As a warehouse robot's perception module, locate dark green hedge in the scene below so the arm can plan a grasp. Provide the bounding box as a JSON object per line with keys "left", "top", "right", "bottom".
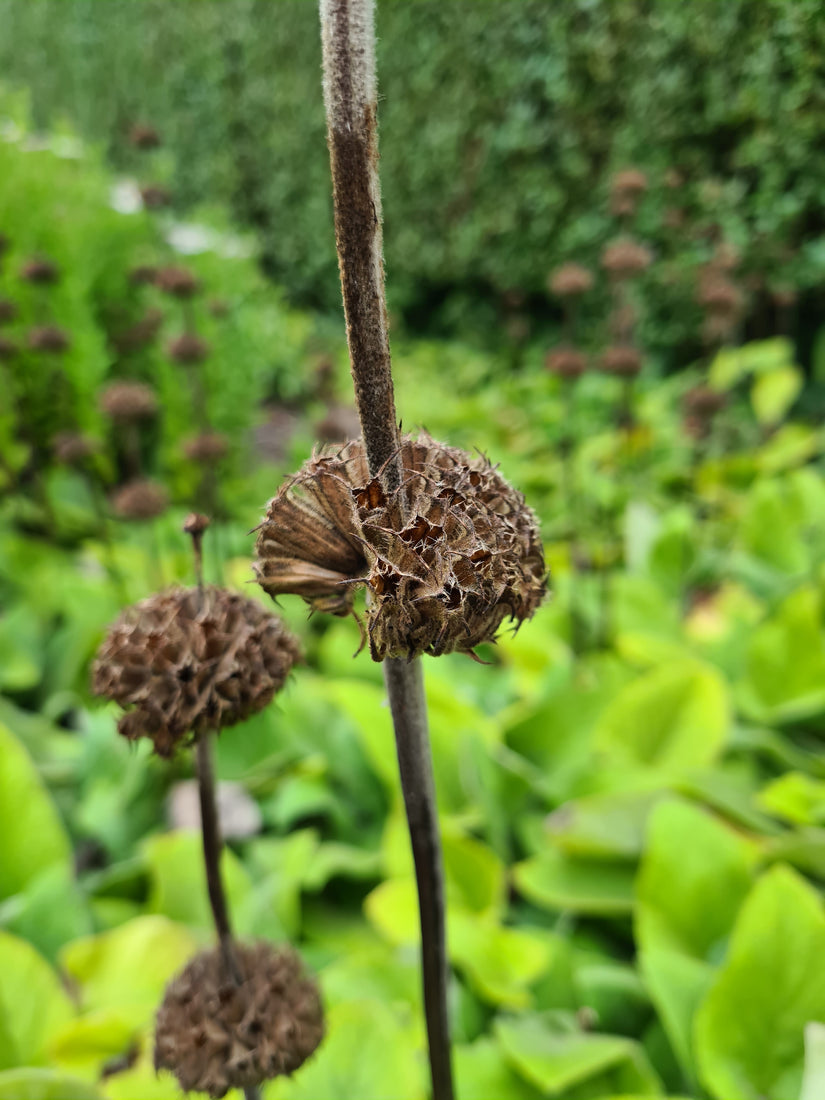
{"left": 2, "top": 0, "right": 825, "bottom": 351}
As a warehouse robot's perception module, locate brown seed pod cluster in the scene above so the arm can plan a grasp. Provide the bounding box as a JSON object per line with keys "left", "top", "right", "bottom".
{"left": 154, "top": 943, "right": 323, "bottom": 1099}
{"left": 100, "top": 381, "right": 158, "bottom": 422}
{"left": 255, "top": 434, "right": 547, "bottom": 661}
{"left": 155, "top": 265, "right": 200, "bottom": 299}
{"left": 599, "top": 345, "right": 643, "bottom": 378}
{"left": 601, "top": 238, "right": 653, "bottom": 279}
{"left": 548, "top": 263, "right": 594, "bottom": 299}
{"left": 184, "top": 431, "right": 230, "bottom": 464}
{"left": 168, "top": 333, "right": 211, "bottom": 364}
{"left": 27, "top": 325, "right": 70, "bottom": 353}
{"left": 20, "top": 257, "right": 60, "bottom": 285}
{"left": 545, "top": 346, "right": 587, "bottom": 380}
{"left": 52, "top": 432, "right": 97, "bottom": 466}
{"left": 130, "top": 123, "right": 161, "bottom": 150}
{"left": 92, "top": 585, "right": 301, "bottom": 757}
{"left": 112, "top": 479, "right": 169, "bottom": 521}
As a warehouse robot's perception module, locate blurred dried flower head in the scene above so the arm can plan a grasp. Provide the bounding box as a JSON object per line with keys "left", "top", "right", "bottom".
{"left": 112, "top": 479, "right": 169, "bottom": 521}
{"left": 111, "top": 308, "right": 165, "bottom": 354}
{"left": 548, "top": 263, "right": 594, "bottom": 299}
{"left": 100, "top": 381, "right": 158, "bottom": 422}
{"left": 599, "top": 344, "right": 643, "bottom": 378}
{"left": 255, "top": 433, "right": 547, "bottom": 661}
{"left": 601, "top": 238, "right": 652, "bottom": 279}
{"left": 20, "top": 257, "right": 60, "bottom": 285}
{"left": 183, "top": 431, "right": 230, "bottom": 464}
{"left": 27, "top": 325, "right": 70, "bottom": 354}
{"left": 0, "top": 299, "right": 17, "bottom": 325}
{"left": 52, "top": 431, "right": 97, "bottom": 466}
{"left": 130, "top": 123, "right": 161, "bottom": 150}
{"left": 168, "top": 332, "right": 211, "bottom": 364}
{"left": 129, "top": 264, "right": 159, "bottom": 286}
{"left": 770, "top": 285, "right": 797, "bottom": 308}
{"left": 208, "top": 297, "right": 229, "bottom": 318}
{"left": 545, "top": 346, "right": 587, "bottom": 380}
{"left": 0, "top": 335, "right": 18, "bottom": 361}
{"left": 696, "top": 276, "right": 743, "bottom": 319}
{"left": 608, "top": 304, "right": 637, "bottom": 341}
{"left": 314, "top": 405, "right": 361, "bottom": 445}
{"left": 92, "top": 586, "right": 300, "bottom": 756}
{"left": 663, "top": 207, "right": 686, "bottom": 231}
{"left": 683, "top": 385, "right": 726, "bottom": 420}
{"left": 611, "top": 168, "right": 649, "bottom": 199}
{"left": 140, "top": 184, "right": 172, "bottom": 210}
{"left": 155, "top": 942, "right": 323, "bottom": 1098}
{"left": 701, "top": 313, "right": 738, "bottom": 346}
{"left": 155, "top": 265, "right": 200, "bottom": 299}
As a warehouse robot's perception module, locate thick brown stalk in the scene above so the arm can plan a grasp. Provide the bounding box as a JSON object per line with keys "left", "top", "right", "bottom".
{"left": 319, "top": 3, "right": 454, "bottom": 1098}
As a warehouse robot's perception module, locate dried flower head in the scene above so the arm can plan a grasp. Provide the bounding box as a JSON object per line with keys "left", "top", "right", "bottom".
{"left": 0, "top": 335, "right": 18, "bottom": 361}
{"left": 154, "top": 943, "right": 323, "bottom": 1098}
{"left": 314, "top": 405, "right": 361, "bottom": 444}
{"left": 0, "top": 299, "right": 18, "bottom": 325}
{"left": 168, "top": 333, "right": 211, "bottom": 364}
{"left": 548, "top": 263, "right": 594, "bottom": 299}
{"left": 100, "top": 381, "right": 158, "bottom": 422}
{"left": 28, "top": 325, "right": 70, "bottom": 353}
{"left": 140, "top": 184, "right": 172, "bottom": 210}
{"left": 184, "top": 431, "right": 230, "bottom": 464}
{"left": 53, "top": 432, "right": 97, "bottom": 466}
{"left": 111, "top": 308, "right": 165, "bottom": 354}
{"left": 155, "top": 265, "right": 200, "bottom": 299}
{"left": 599, "top": 345, "right": 643, "bottom": 378}
{"left": 129, "top": 264, "right": 159, "bottom": 286}
{"left": 255, "top": 434, "right": 546, "bottom": 661}
{"left": 683, "top": 385, "right": 726, "bottom": 419}
{"left": 92, "top": 586, "right": 300, "bottom": 756}
{"left": 696, "top": 277, "right": 743, "bottom": 318}
{"left": 208, "top": 297, "right": 230, "bottom": 318}
{"left": 130, "top": 123, "right": 161, "bottom": 150}
{"left": 545, "top": 346, "right": 587, "bottom": 380}
{"left": 701, "top": 313, "right": 738, "bottom": 346}
{"left": 611, "top": 168, "right": 649, "bottom": 199}
{"left": 20, "top": 257, "right": 60, "bottom": 285}
{"left": 663, "top": 207, "right": 686, "bottom": 231}
{"left": 601, "top": 238, "right": 652, "bottom": 279}
{"left": 608, "top": 304, "right": 637, "bottom": 341}
{"left": 112, "top": 479, "right": 169, "bottom": 521}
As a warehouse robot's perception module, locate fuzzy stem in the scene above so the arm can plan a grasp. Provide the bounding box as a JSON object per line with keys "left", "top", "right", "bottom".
{"left": 320, "top": 3, "right": 454, "bottom": 1097}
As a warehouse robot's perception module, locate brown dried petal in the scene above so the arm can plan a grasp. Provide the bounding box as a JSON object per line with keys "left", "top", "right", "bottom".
{"left": 92, "top": 586, "right": 301, "bottom": 756}
{"left": 155, "top": 943, "right": 323, "bottom": 1098}
{"left": 255, "top": 434, "right": 547, "bottom": 660}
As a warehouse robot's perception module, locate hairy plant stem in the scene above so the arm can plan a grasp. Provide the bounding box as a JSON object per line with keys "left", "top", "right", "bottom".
{"left": 320, "top": 2, "right": 454, "bottom": 1097}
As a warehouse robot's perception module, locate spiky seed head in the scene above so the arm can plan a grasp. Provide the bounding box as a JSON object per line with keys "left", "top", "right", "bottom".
{"left": 208, "top": 298, "right": 229, "bottom": 318}
{"left": 100, "top": 381, "right": 158, "bottom": 422}
{"left": 92, "top": 586, "right": 300, "bottom": 756}
{"left": 545, "top": 347, "right": 587, "bottom": 380}
{"left": 696, "top": 277, "right": 743, "bottom": 318}
{"left": 683, "top": 385, "right": 726, "bottom": 419}
{"left": 168, "top": 333, "right": 210, "bottom": 364}
{"left": 601, "top": 238, "right": 653, "bottom": 279}
{"left": 254, "top": 433, "right": 547, "bottom": 661}
{"left": 27, "top": 325, "right": 70, "bottom": 354}
{"left": 611, "top": 168, "right": 648, "bottom": 199}
{"left": 112, "top": 479, "right": 169, "bottom": 521}
{"left": 548, "top": 263, "right": 593, "bottom": 299}
{"left": 154, "top": 943, "right": 323, "bottom": 1099}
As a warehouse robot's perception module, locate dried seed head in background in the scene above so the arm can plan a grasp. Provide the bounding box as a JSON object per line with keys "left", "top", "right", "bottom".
{"left": 92, "top": 585, "right": 300, "bottom": 757}
{"left": 140, "top": 184, "right": 172, "bottom": 209}
{"left": 53, "top": 431, "right": 97, "bottom": 466}
{"left": 112, "top": 479, "right": 169, "bottom": 521}
{"left": 111, "top": 308, "right": 165, "bottom": 355}
{"left": 20, "top": 257, "right": 60, "bottom": 285}
{"left": 155, "top": 265, "right": 200, "bottom": 299}
{"left": 696, "top": 276, "right": 743, "bottom": 319}
{"left": 130, "top": 123, "right": 161, "bottom": 150}
{"left": 599, "top": 345, "right": 643, "bottom": 378}
{"left": 129, "top": 264, "right": 159, "bottom": 286}
{"left": 601, "top": 238, "right": 653, "bottom": 279}
{"left": 0, "top": 299, "right": 17, "bottom": 324}
{"left": 548, "top": 263, "right": 593, "bottom": 299}
{"left": 683, "top": 385, "right": 726, "bottom": 419}
{"left": 611, "top": 168, "right": 649, "bottom": 200}
{"left": 0, "top": 335, "right": 18, "bottom": 361}
{"left": 154, "top": 942, "right": 323, "bottom": 1099}
{"left": 168, "top": 332, "right": 211, "bottom": 364}
{"left": 184, "top": 431, "right": 230, "bottom": 464}
{"left": 255, "top": 433, "right": 547, "bottom": 661}
{"left": 545, "top": 346, "right": 587, "bottom": 380}
{"left": 27, "top": 325, "right": 70, "bottom": 354}
{"left": 100, "top": 381, "right": 159, "bottom": 422}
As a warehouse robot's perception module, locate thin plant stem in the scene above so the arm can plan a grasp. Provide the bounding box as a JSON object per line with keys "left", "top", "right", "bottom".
{"left": 319, "top": 3, "right": 454, "bottom": 1096}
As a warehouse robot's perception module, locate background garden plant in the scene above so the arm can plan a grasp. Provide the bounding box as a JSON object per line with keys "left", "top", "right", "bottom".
{"left": 1, "top": 4, "right": 825, "bottom": 1099}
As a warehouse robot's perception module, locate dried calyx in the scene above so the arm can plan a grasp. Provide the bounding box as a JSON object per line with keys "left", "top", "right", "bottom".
{"left": 255, "top": 433, "right": 546, "bottom": 660}
{"left": 92, "top": 585, "right": 300, "bottom": 757}
{"left": 155, "top": 942, "right": 323, "bottom": 1099}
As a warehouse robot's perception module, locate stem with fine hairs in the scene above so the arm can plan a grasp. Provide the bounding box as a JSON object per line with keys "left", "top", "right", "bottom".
{"left": 319, "top": 2, "right": 454, "bottom": 1097}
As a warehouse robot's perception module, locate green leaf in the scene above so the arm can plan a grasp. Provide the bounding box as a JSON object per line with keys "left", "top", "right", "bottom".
{"left": 596, "top": 661, "right": 729, "bottom": 773}
{"left": 639, "top": 949, "right": 713, "bottom": 1086}
{"left": 0, "top": 722, "right": 70, "bottom": 899}
{"left": 695, "top": 866, "right": 825, "bottom": 1100}
{"left": 801, "top": 1023, "right": 825, "bottom": 1100}
{"left": 0, "top": 930, "right": 74, "bottom": 1070}
{"left": 547, "top": 790, "right": 665, "bottom": 860}
{"left": 449, "top": 913, "right": 552, "bottom": 1008}
{"left": 0, "top": 607, "right": 44, "bottom": 692}
{"left": 636, "top": 799, "right": 759, "bottom": 962}
{"left": 455, "top": 1038, "right": 545, "bottom": 1100}
{"left": 60, "top": 915, "right": 197, "bottom": 1029}
{"left": 751, "top": 365, "right": 803, "bottom": 426}
{"left": 48, "top": 1009, "right": 137, "bottom": 1081}
{"left": 514, "top": 849, "right": 636, "bottom": 916}
{"left": 267, "top": 1000, "right": 426, "bottom": 1099}
{"left": 758, "top": 772, "right": 825, "bottom": 826}
{"left": 0, "top": 1069, "right": 102, "bottom": 1100}
{"left": 0, "top": 864, "right": 92, "bottom": 963}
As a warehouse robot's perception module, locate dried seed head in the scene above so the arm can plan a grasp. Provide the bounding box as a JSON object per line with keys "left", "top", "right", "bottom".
{"left": 683, "top": 385, "right": 726, "bottom": 419}
{"left": 129, "top": 264, "right": 159, "bottom": 286}
{"left": 696, "top": 277, "right": 743, "bottom": 318}
{"left": 771, "top": 285, "right": 797, "bottom": 308}
{"left": 701, "top": 313, "right": 738, "bottom": 346}
{"left": 545, "top": 346, "right": 587, "bottom": 380}
{"left": 155, "top": 265, "right": 200, "bottom": 299}
{"left": 663, "top": 206, "right": 686, "bottom": 231}
{"left": 168, "top": 332, "right": 211, "bottom": 364}
{"left": 0, "top": 335, "right": 18, "bottom": 361}
{"left": 21, "top": 257, "right": 60, "bottom": 285}
{"left": 608, "top": 304, "right": 637, "bottom": 341}
{"left": 92, "top": 586, "right": 301, "bottom": 756}
{"left": 112, "top": 479, "right": 169, "bottom": 521}
{"left": 184, "top": 431, "right": 230, "bottom": 464}
{"left": 0, "top": 299, "right": 17, "bottom": 325}
{"left": 255, "top": 434, "right": 547, "bottom": 660}
{"left": 53, "top": 431, "right": 97, "bottom": 466}
{"left": 130, "top": 123, "right": 161, "bottom": 150}
{"left": 111, "top": 308, "right": 164, "bottom": 354}
{"left": 208, "top": 297, "right": 229, "bottom": 318}
{"left": 599, "top": 345, "right": 643, "bottom": 378}
{"left": 154, "top": 943, "right": 323, "bottom": 1098}
{"left": 28, "top": 325, "right": 70, "bottom": 354}
{"left": 314, "top": 405, "right": 361, "bottom": 444}
{"left": 601, "top": 238, "right": 653, "bottom": 279}
{"left": 140, "top": 184, "right": 172, "bottom": 210}
{"left": 100, "top": 381, "right": 158, "bottom": 422}
{"left": 548, "top": 263, "right": 593, "bottom": 299}
{"left": 611, "top": 168, "right": 648, "bottom": 199}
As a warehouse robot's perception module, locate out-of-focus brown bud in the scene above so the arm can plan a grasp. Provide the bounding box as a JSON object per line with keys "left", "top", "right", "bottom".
{"left": 208, "top": 298, "right": 229, "bottom": 318}
{"left": 0, "top": 334, "right": 19, "bottom": 360}
{"left": 0, "top": 299, "right": 18, "bottom": 324}
{"left": 683, "top": 385, "right": 726, "bottom": 419}
{"left": 601, "top": 238, "right": 653, "bottom": 279}
{"left": 28, "top": 325, "right": 70, "bottom": 353}
{"left": 611, "top": 168, "right": 648, "bottom": 199}
{"left": 129, "top": 264, "right": 159, "bottom": 287}
{"left": 314, "top": 405, "right": 361, "bottom": 444}
{"left": 545, "top": 346, "right": 588, "bottom": 380}
{"left": 100, "top": 381, "right": 158, "bottom": 422}
{"left": 111, "top": 479, "right": 169, "bottom": 522}
{"left": 599, "top": 344, "right": 643, "bottom": 378}
{"left": 548, "top": 263, "right": 594, "bottom": 299}
{"left": 168, "top": 333, "right": 210, "bottom": 364}
{"left": 140, "top": 184, "right": 172, "bottom": 210}
{"left": 155, "top": 266, "right": 200, "bottom": 299}
{"left": 183, "top": 432, "right": 229, "bottom": 464}
{"left": 129, "top": 123, "right": 161, "bottom": 151}
{"left": 20, "top": 257, "right": 60, "bottom": 285}
{"left": 52, "top": 432, "right": 98, "bottom": 466}
{"left": 696, "top": 277, "right": 743, "bottom": 318}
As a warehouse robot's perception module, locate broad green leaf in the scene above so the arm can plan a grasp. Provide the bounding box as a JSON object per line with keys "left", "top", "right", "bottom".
{"left": 0, "top": 1069, "right": 102, "bottom": 1100}
{"left": 320, "top": 946, "right": 420, "bottom": 1013}
{"left": 48, "top": 1010, "right": 137, "bottom": 1080}
{"left": 639, "top": 949, "right": 713, "bottom": 1085}
{"left": 0, "top": 607, "right": 44, "bottom": 692}
{"left": 750, "top": 365, "right": 802, "bottom": 426}
{"left": 710, "top": 338, "right": 793, "bottom": 389}
{"left": 695, "top": 866, "right": 825, "bottom": 1100}
{"left": 576, "top": 961, "right": 651, "bottom": 1038}
{"left": 104, "top": 1047, "right": 185, "bottom": 1099}
{"left": 244, "top": 830, "right": 320, "bottom": 938}
{"left": 757, "top": 772, "right": 825, "bottom": 826}
{"left": 449, "top": 913, "right": 552, "bottom": 1008}
{"left": 0, "top": 864, "right": 92, "bottom": 963}
{"left": 595, "top": 661, "right": 728, "bottom": 773}
{"left": 60, "top": 915, "right": 197, "bottom": 1028}
{"left": 758, "top": 423, "right": 822, "bottom": 474}
{"left": 266, "top": 1000, "right": 426, "bottom": 1099}
{"left": 0, "top": 722, "right": 70, "bottom": 899}
{"left": 801, "top": 1023, "right": 825, "bottom": 1100}
{"left": 514, "top": 849, "right": 636, "bottom": 916}
{"left": 547, "top": 789, "right": 665, "bottom": 860}
{"left": 455, "top": 1038, "right": 545, "bottom": 1100}
{"left": 636, "top": 799, "right": 759, "bottom": 962}
{"left": 0, "top": 931, "right": 74, "bottom": 1070}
